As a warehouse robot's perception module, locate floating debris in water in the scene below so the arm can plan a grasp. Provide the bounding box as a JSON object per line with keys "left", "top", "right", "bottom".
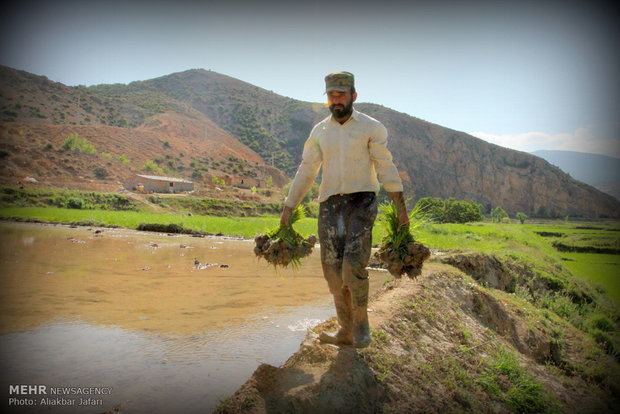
{"left": 194, "top": 258, "right": 224, "bottom": 270}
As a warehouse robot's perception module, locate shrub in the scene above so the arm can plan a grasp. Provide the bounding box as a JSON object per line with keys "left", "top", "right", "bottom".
{"left": 258, "top": 188, "right": 273, "bottom": 197}
{"left": 415, "top": 197, "right": 483, "bottom": 223}
{"left": 61, "top": 133, "right": 96, "bottom": 154}
{"left": 144, "top": 161, "right": 161, "bottom": 174}
{"left": 587, "top": 313, "right": 615, "bottom": 332}
{"left": 67, "top": 197, "right": 84, "bottom": 209}
{"left": 212, "top": 176, "right": 226, "bottom": 187}
{"left": 93, "top": 167, "right": 108, "bottom": 179}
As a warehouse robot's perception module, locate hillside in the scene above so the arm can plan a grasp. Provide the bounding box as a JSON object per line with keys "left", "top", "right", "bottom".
{"left": 532, "top": 150, "right": 620, "bottom": 201}
{"left": 0, "top": 66, "right": 287, "bottom": 193}
{"left": 352, "top": 104, "right": 619, "bottom": 218}
{"left": 1, "top": 65, "right": 619, "bottom": 218}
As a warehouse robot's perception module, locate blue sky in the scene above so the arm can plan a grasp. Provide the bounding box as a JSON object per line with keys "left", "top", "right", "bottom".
{"left": 2, "top": 0, "right": 618, "bottom": 157}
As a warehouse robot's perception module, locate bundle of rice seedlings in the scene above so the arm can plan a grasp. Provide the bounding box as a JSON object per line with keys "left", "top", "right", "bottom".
{"left": 377, "top": 201, "right": 430, "bottom": 278}
{"left": 254, "top": 205, "right": 317, "bottom": 269}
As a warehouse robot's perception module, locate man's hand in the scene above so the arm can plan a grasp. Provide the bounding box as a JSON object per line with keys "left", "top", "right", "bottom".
{"left": 280, "top": 205, "right": 293, "bottom": 227}
{"left": 388, "top": 191, "right": 410, "bottom": 229}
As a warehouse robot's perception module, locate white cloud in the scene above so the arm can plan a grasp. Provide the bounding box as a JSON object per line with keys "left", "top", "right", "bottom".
{"left": 469, "top": 124, "right": 620, "bottom": 158}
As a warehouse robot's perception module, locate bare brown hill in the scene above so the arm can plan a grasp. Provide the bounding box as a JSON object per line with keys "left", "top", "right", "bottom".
{"left": 0, "top": 112, "right": 286, "bottom": 190}
{"left": 0, "top": 65, "right": 287, "bottom": 190}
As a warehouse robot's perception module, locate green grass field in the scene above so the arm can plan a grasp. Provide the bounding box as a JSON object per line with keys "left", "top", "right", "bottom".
{"left": 0, "top": 206, "right": 315, "bottom": 238}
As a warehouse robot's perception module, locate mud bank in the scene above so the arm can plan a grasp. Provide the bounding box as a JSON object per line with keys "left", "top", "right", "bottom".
{"left": 214, "top": 257, "right": 619, "bottom": 414}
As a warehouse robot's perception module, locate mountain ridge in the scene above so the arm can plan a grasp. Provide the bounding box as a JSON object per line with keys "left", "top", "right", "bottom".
{"left": 1, "top": 65, "right": 618, "bottom": 218}
{"left": 532, "top": 150, "right": 619, "bottom": 201}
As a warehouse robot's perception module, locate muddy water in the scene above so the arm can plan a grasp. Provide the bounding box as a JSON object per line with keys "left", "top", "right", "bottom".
{"left": 0, "top": 222, "right": 388, "bottom": 413}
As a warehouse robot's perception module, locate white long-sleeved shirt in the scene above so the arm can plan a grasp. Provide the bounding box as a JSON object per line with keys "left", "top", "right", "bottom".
{"left": 284, "top": 108, "right": 403, "bottom": 208}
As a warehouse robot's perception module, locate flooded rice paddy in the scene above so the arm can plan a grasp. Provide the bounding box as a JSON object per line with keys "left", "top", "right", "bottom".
{"left": 0, "top": 222, "right": 388, "bottom": 413}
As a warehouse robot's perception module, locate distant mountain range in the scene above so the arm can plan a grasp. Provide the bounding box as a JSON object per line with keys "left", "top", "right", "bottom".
{"left": 532, "top": 150, "right": 619, "bottom": 201}
{"left": 1, "top": 65, "right": 618, "bottom": 218}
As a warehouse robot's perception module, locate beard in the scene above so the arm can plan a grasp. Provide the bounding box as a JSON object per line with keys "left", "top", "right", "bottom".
{"left": 329, "top": 98, "right": 354, "bottom": 119}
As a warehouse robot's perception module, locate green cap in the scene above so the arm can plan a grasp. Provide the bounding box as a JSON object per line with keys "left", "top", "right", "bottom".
{"left": 325, "top": 71, "right": 354, "bottom": 93}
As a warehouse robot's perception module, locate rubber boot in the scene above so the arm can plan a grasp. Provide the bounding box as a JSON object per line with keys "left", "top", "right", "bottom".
{"left": 319, "top": 286, "right": 353, "bottom": 345}
{"left": 352, "top": 303, "right": 371, "bottom": 348}
{"left": 350, "top": 277, "right": 371, "bottom": 348}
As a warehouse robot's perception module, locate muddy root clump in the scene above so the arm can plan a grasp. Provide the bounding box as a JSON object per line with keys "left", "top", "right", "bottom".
{"left": 254, "top": 232, "right": 317, "bottom": 268}
{"left": 378, "top": 241, "right": 430, "bottom": 278}
{"left": 377, "top": 201, "right": 431, "bottom": 279}
{"left": 253, "top": 205, "right": 317, "bottom": 269}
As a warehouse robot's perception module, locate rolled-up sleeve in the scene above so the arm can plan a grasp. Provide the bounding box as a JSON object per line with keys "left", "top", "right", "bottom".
{"left": 284, "top": 133, "right": 322, "bottom": 209}
{"left": 369, "top": 124, "right": 403, "bottom": 192}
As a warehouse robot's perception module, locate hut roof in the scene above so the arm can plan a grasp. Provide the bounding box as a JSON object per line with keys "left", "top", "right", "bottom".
{"left": 136, "top": 174, "right": 193, "bottom": 184}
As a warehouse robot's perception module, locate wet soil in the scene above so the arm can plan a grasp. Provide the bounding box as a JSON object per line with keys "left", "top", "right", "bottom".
{"left": 215, "top": 259, "right": 619, "bottom": 414}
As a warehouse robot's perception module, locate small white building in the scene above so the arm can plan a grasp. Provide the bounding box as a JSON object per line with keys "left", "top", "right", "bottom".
{"left": 125, "top": 174, "right": 194, "bottom": 194}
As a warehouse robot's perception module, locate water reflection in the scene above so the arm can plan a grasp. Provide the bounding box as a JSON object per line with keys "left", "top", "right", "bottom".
{"left": 0, "top": 309, "right": 333, "bottom": 413}
{"left": 0, "top": 222, "right": 387, "bottom": 413}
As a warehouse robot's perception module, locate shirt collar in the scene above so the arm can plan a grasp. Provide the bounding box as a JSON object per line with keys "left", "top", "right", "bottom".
{"left": 350, "top": 108, "right": 360, "bottom": 121}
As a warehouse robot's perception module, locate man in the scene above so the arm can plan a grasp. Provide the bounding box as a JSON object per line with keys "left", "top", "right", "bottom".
{"left": 281, "top": 71, "right": 409, "bottom": 348}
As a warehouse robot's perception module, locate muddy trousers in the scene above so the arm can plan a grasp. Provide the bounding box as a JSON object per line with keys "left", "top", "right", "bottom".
{"left": 318, "top": 192, "right": 378, "bottom": 346}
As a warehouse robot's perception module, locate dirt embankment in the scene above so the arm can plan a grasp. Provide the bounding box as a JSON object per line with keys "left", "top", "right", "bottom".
{"left": 214, "top": 255, "right": 619, "bottom": 414}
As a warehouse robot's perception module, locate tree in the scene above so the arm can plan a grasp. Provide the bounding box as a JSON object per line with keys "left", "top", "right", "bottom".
{"left": 491, "top": 206, "right": 509, "bottom": 223}
{"left": 537, "top": 206, "right": 548, "bottom": 218}
{"left": 516, "top": 212, "right": 527, "bottom": 224}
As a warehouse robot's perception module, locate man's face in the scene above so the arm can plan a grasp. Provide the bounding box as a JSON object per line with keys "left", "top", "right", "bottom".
{"left": 327, "top": 90, "right": 356, "bottom": 119}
